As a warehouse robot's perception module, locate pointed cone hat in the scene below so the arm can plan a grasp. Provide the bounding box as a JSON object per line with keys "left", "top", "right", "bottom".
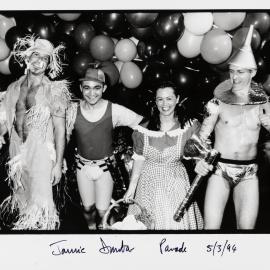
{"left": 229, "top": 25, "right": 257, "bottom": 69}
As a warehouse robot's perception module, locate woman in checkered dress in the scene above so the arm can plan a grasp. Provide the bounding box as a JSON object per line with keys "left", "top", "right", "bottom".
{"left": 124, "top": 82, "right": 204, "bottom": 230}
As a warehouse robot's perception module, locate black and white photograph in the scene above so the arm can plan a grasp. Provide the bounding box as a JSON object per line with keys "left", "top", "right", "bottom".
{"left": 0, "top": 1, "right": 270, "bottom": 269}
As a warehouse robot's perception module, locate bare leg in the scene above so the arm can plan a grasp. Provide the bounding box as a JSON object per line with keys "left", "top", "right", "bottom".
{"left": 204, "top": 174, "right": 231, "bottom": 229}
{"left": 233, "top": 176, "right": 259, "bottom": 230}
{"left": 95, "top": 171, "right": 114, "bottom": 229}
{"left": 76, "top": 168, "right": 96, "bottom": 229}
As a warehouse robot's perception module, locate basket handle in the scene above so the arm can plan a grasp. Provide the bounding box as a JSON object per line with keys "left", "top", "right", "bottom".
{"left": 102, "top": 198, "right": 144, "bottom": 229}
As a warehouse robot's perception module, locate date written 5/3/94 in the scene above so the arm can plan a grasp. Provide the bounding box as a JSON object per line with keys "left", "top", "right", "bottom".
{"left": 206, "top": 240, "right": 237, "bottom": 256}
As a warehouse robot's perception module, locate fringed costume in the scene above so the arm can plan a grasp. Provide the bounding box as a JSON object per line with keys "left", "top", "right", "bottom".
{"left": 0, "top": 76, "right": 70, "bottom": 230}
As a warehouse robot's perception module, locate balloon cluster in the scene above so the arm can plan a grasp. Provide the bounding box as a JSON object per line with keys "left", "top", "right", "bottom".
{"left": 0, "top": 11, "right": 270, "bottom": 116}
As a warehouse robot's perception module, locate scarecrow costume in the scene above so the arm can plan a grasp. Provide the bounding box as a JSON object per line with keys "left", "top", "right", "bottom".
{"left": 0, "top": 36, "right": 71, "bottom": 230}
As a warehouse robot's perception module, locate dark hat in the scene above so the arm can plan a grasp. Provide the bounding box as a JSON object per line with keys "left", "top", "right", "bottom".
{"left": 79, "top": 68, "right": 106, "bottom": 83}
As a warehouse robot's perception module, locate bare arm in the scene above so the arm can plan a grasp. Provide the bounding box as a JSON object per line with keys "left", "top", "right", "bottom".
{"left": 259, "top": 102, "right": 270, "bottom": 132}
{"left": 124, "top": 158, "right": 145, "bottom": 202}
{"left": 51, "top": 109, "right": 66, "bottom": 185}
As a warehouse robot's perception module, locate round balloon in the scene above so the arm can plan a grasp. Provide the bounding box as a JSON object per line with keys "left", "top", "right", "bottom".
{"left": 89, "top": 35, "right": 115, "bottom": 61}
{"left": 98, "top": 13, "right": 127, "bottom": 37}
{"left": 114, "top": 60, "right": 124, "bottom": 73}
{"left": 125, "top": 13, "right": 158, "bottom": 28}
{"left": 115, "top": 39, "right": 137, "bottom": 62}
{"left": 213, "top": 12, "right": 246, "bottom": 31}
{"left": 57, "top": 13, "right": 81, "bottom": 21}
{"left": 171, "top": 67, "right": 199, "bottom": 92}
{"left": 177, "top": 29, "right": 204, "bottom": 58}
{"left": 243, "top": 13, "right": 270, "bottom": 35}
{"left": 120, "top": 62, "right": 143, "bottom": 88}
{"left": 137, "top": 39, "right": 162, "bottom": 60}
{"left": 143, "top": 62, "right": 170, "bottom": 86}
{"left": 232, "top": 27, "right": 261, "bottom": 51}
{"left": 129, "top": 25, "right": 154, "bottom": 41}
{"left": 74, "top": 22, "right": 96, "bottom": 50}
{"left": 0, "top": 14, "right": 16, "bottom": 39}
{"left": 0, "top": 38, "right": 10, "bottom": 61}
{"left": 200, "top": 29, "right": 232, "bottom": 64}
{"left": 5, "top": 26, "right": 30, "bottom": 50}
{"left": 160, "top": 44, "right": 185, "bottom": 68}
{"left": 32, "top": 19, "right": 55, "bottom": 40}
{"left": 55, "top": 21, "right": 77, "bottom": 36}
{"left": 0, "top": 54, "right": 11, "bottom": 75}
{"left": 154, "top": 13, "right": 184, "bottom": 42}
{"left": 184, "top": 12, "right": 213, "bottom": 35}
{"left": 99, "top": 61, "right": 120, "bottom": 86}
{"left": 72, "top": 51, "right": 93, "bottom": 77}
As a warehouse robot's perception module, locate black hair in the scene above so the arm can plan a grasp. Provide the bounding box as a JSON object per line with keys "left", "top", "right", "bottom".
{"left": 146, "top": 81, "right": 188, "bottom": 131}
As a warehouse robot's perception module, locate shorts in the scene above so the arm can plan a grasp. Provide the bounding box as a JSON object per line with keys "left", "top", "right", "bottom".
{"left": 75, "top": 154, "right": 115, "bottom": 181}
{"left": 214, "top": 158, "right": 258, "bottom": 186}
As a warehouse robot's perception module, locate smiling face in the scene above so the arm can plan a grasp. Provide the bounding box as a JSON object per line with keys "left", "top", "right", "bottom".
{"left": 155, "top": 87, "right": 179, "bottom": 117}
{"left": 229, "top": 65, "right": 256, "bottom": 92}
{"left": 80, "top": 80, "right": 107, "bottom": 106}
{"left": 27, "top": 51, "right": 50, "bottom": 75}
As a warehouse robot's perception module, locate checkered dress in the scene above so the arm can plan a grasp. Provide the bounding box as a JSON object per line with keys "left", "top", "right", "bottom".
{"left": 128, "top": 126, "right": 204, "bottom": 230}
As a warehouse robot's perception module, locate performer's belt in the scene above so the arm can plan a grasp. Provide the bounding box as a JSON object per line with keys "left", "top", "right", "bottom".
{"left": 75, "top": 154, "right": 115, "bottom": 172}
{"left": 218, "top": 157, "right": 257, "bottom": 165}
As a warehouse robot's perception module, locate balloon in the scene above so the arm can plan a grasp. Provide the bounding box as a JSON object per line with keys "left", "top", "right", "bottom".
{"left": 71, "top": 51, "right": 94, "bottom": 77}
{"left": 89, "top": 35, "right": 115, "bottom": 61}
{"left": 0, "top": 54, "right": 11, "bottom": 75}
{"left": 32, "top": 19, "right": 55, "bottom": 40}
{"left": 99, "top": 61, "right": 120, "bottom": 86}
{"left": 129, "top": 25, "right": 154, "bottom": 41}
{"left": 57, "top": 13, "right": 81, "bottom": 21}
{"left": 98, "top": 13, "right": 127, "bottom": 37}
{"left": 137, "top": 39, "right": 162, "bottom": 60}
{"left": 114, "top": 39, "right": 137, "bottom": 62}
{"left": 114, "top": 60, "right": 124, "bottom": 73}
{"left": 143, "top": 62, "right": 170, "bottom": 87}
{"left": 154, "top": 13, "right": 184, "bottom": 42}
{"left": 243, "top": 13, "right": 270, "bottom": 35}
{"left": 213, "top": 12, "right": 246, "bottom": 31}
{"left": 200, "top": 29, "right": 232, "bottom": 64}
{"left": 171, "top": 67, "right": 199, "bottom": 92}
{"left": 125, "top": 13, "right": 158, "bottom": 28}
{"left": 0, "top": 38, "right": 10, "bottom": 61}
{"left": 0, "top": 14, "right": 16, "bottom": 39}
{"left": 160, "top": 44, "right": 185, "bottom": 68}
{"left": 74, "top": 22, "right": 95, "bottom": 50}
{"left": 184, "top": 12, "right": 213, "bottom": 35}
{"left": 120, "top": 62, "right": 143, "bottom": 89}
{"left": 177, "top": 29, "right": 204, "bottom": 58}
{"left": 5, "top": 26, "right": 30, "bottom": 50}
{"left": 55, "top": 21, "right": 77, "bottom": 36}
{"left": 232, "top": 27, "right": 261, "bottom": 51}
{"left": 42, "top": 13, "right": 55, "bottom": 16}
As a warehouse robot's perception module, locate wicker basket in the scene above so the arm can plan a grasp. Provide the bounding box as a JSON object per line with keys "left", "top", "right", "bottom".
{"left": 102, "top": 198, "right": 155, "bottom": 230}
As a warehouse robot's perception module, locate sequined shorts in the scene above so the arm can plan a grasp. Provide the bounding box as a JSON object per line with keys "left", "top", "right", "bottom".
{"left": 214, "top": 158, "right": 258, "bottom": 186}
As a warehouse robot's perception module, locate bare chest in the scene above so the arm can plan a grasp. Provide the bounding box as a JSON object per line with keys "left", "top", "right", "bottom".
{"left": 218, "top": 104, "right": 260, "bottom": 130}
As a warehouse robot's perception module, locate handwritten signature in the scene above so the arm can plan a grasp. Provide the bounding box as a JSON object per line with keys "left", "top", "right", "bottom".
{"left": 159, "top": 238, "right": 187, "bottom": 254}
{"left": 99, "top": 237, "right": 135, "bottom": 254}
{"left": 49, "top": 240, "right": 86, "bottom": 256}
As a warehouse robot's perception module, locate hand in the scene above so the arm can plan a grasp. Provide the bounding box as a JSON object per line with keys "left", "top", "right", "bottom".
{"left": 259, "top": 107, "right": 270, "bottom": 131}
{"left": 0, "top": 135, "right": 5, "bottom": 150}
{"left": 51, "top": 163, "right": 62, "bottom": 186}
{"left": 195, "top": 159, "right": 213, "bottom": 176}
{"left": 123, "top": 184, "right": 136, "bottom": 203}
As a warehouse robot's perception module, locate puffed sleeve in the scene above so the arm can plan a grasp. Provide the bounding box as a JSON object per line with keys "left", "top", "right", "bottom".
{"left": 132, "top": 130, "right": 145, "bottom": 160}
